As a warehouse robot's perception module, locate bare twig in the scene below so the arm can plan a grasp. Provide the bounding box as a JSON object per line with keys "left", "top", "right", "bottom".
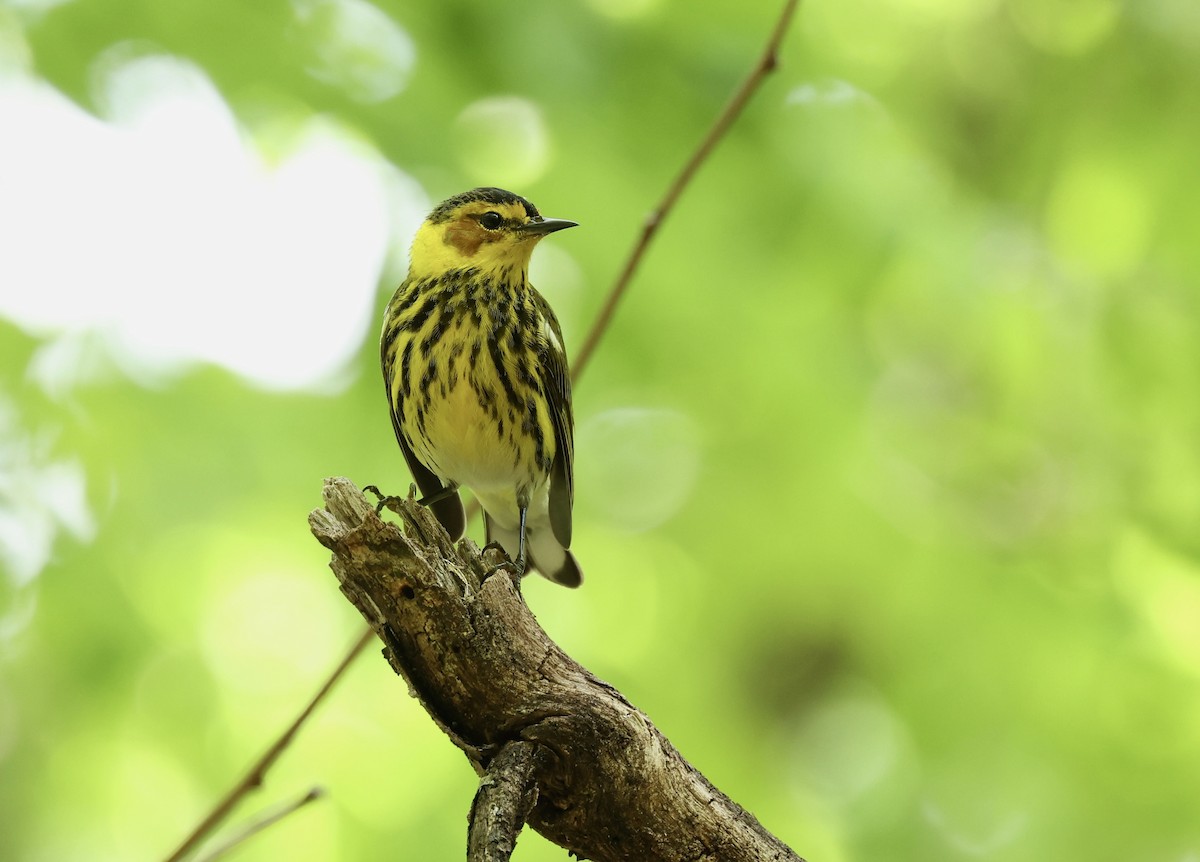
{"left": 161, "top": 630, "right": 372, "bottom": 862}
{"left": 570, "top": 0, "right": 802, "bottom": 381}
{"left": 163, "top": 1, "right": 802, "bottom": 857}
{"left": 194, "top": 787, "right": 325, "bottom": 862}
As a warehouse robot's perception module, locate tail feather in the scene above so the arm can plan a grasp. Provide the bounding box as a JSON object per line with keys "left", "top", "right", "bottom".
{"left": 537, "top": 546, "right": 583, "bottom": 588}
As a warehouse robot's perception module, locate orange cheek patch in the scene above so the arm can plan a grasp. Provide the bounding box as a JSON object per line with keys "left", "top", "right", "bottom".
{"left": 444, "top": 220, "right": 484, "bottom": 257}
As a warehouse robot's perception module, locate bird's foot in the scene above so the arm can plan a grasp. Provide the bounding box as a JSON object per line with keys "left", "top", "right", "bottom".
{"left": 482, "top": 547, "right": 526, "bottom": 583}
{"left": 363, "top": 483, "right": 417, "bottom": 515}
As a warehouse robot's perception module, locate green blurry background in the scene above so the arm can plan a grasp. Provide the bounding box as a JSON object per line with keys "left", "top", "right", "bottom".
{"left": 3, "top": 0, "right": 1199, "bottom": 859}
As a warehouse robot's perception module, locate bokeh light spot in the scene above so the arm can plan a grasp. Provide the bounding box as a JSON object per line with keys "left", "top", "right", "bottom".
{"left": 1008, "top": 0, "right": 1118, "bottom": 55}
{"left": 0, "top": 7, "right": 32, "bottom": 71}
{"left": 576, "top": 406, "right": 702, "bottom": 534}
{"left": 804, "top": 0, "right": 920, "bottom": 80}
{"left": 1044, "top": 153, "right": 1152, "bottom": 279}
{"left": 199, "top": 549, "right": 344, "bottom": 697}
{"left": 585, "top": 0, "right": 664, "bottom": 21}
{"left": 292, "top": 0, "right": 416, "bottom": 103}
{"left": 787, "top": 78, "right": 879, "bottom": 109}
{"left": 791, "top": 687, "right": 910, "bottom": 807}
{"left": 1114, "top": 527, "right": 1200, "bottom": 677}
{"left": 920, "top": 747, "right": 1052, "bottom": 855}
{"left": 453, "top": 96, "right": 551, "bottom": 188}
{"left": 528, "top": 242, "right": 586, "bottom": 344}
{"left": 885, "top": 0, "right": 999, "bottom": 24}
{"left": 0, "top": 397, "right": 94, "bottom": 589}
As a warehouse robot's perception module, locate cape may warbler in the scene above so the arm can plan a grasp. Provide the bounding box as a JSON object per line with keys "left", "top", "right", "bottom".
{"left": 379, "top": 187, "right": 582, "bottom": 587}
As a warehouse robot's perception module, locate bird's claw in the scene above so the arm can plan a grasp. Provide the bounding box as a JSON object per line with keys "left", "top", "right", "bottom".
{"left": 363, "top": 484, "right": 410, "bottom": 515}
{"left": 483, "top": 554, "right": 526, "bottom": 582}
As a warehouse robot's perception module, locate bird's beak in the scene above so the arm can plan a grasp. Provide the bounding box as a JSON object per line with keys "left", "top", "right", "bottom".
{"left": 516, "top": 218, "right": 578, "bottom": 236}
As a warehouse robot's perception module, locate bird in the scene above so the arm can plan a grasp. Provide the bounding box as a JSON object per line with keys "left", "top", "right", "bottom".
{"left": 376, "top": 187, "right": 582, "bottom": 587}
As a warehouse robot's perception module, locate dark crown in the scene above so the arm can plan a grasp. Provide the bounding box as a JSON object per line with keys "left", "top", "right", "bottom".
{"left": 428, "top": 187, "right": 541, "bottom": 224}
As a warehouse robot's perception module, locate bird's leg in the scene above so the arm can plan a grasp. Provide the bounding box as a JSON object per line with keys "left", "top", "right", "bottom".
{"left": 417, "top": 482, "right": 460, "bottom": 508}
{"left": 513, "top": 505, "right": 528, "bottom": 576}
{"left": 484, "top": 505, "right": 528, "bottom": 580}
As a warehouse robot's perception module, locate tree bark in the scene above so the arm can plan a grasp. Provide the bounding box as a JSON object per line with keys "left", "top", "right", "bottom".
{"left": 467, "top": 740, "right": 540, "bottom": 862}
{"left": 309, "top": 477, "right": 804, "bottom": 862}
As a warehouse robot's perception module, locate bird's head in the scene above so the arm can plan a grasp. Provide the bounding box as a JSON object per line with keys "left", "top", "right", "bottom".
{"left": 408, "top": 187, "right": 577, "bottom": 279}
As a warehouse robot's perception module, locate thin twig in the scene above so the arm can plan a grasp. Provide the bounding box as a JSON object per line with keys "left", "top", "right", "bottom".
{"left": 193, "top": 787, "right": 325, "bottom": 862}
{"left": 161, "top": 629, "right": 373, "bottom": 862}
{"left": 163, "top": 2, "right": 802, "bottom": 857}
{"left": 571, "top": 0, "right": 802, "bottom": 382}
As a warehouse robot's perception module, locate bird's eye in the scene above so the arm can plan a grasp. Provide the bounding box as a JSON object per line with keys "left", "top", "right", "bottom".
{"left": 479, "top": 211, "right": 503, "bottom": 230}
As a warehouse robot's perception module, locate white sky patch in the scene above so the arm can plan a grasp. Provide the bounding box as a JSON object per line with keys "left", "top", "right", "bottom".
{"left": 0, "top": 49, "right": 427, "bottom": 392}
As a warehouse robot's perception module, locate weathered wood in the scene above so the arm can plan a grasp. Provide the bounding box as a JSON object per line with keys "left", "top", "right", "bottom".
{"left": 467, "top": 740, "right": 540, "bottom": 862}
{"left": 310, "top": 476, "right": 803, "bottom": 862}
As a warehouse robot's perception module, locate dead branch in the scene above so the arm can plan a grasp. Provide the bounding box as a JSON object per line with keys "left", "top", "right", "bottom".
{"left": 310, "top": 477, "right": 804, "bottom": 862}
